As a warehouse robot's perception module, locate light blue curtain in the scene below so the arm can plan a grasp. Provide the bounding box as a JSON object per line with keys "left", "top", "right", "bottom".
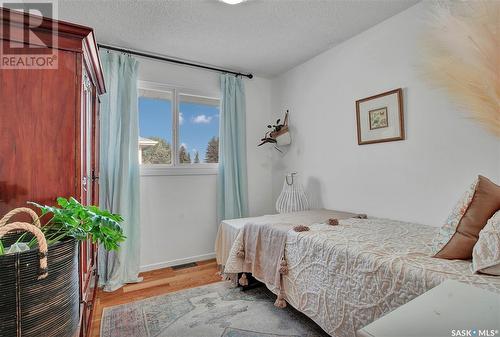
{"left": 98, "top": 51, "right": 142, "bottom": 292}
{"left": 217, "top": 74, "right": 249, "bottom": 221}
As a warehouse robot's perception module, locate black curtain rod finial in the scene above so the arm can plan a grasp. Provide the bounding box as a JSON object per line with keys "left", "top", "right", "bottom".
{"left": 98, "top": 43, "right": 253, "bottom": 79}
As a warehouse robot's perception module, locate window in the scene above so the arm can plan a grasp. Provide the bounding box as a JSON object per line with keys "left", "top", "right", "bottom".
{"left": 138, "top": 81, "right": 220, "bottom": 174}
{"left": 138, "top": 89, "right": 173, "bottom": 165}
{"left": 178, "top": 94, "right": 220, "bottom": 164}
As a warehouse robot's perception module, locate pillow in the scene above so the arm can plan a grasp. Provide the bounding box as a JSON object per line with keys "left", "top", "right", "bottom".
{"left": 432, "top": 175, "right": 500, "bottom": 260}
{"left": 472, "top": 211, "right": 500, "bottom": 275}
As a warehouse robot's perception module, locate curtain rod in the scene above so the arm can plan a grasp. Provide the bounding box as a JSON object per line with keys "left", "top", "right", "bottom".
{"left": 97, "top": 44, "right": 253, "bottom": 79}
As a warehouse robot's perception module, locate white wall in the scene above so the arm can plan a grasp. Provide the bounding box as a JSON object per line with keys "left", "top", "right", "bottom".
{"left": 138, "top": 59, "right": 273, "bottom": 271}
{"left": 246, "top": 78, "right": 275, "bottom": 216}
{"left": 271, "top": 2, "right": 500, "bottom": 227}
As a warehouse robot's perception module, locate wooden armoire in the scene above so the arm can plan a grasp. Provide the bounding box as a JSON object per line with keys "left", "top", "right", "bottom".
{"left": 0, "top": 8, "right": 105, "bottom": 337}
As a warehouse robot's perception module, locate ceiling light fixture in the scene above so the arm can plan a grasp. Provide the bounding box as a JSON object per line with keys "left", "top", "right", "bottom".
{"left": 219, "top": 0, "right": 247, "bottom": 4}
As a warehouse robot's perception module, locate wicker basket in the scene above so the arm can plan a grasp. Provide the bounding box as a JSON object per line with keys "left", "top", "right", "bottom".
{"left": 0, "top": 208, "right": 80, "bottom": 337}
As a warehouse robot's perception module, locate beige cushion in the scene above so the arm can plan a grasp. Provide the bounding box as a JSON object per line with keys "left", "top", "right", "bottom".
{"left": 472, "top": 211, "right": 500, "bottom": 275}
{"left": 432, "top": 175, "right": 500, "bottom": 260}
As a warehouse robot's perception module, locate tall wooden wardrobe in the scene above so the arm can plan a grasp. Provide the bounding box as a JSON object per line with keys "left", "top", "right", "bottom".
{"left": 0, "top": 8, "right": 105, "bottom": 337}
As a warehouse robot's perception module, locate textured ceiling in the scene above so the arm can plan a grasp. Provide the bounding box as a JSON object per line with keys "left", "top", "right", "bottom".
{"left": 57, "top": 0, "right": 419, "bottom": 77}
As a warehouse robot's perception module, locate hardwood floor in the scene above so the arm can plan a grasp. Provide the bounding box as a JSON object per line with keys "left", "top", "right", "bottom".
{"left": 90, "top": 258, "right": 221, "bottom": 337}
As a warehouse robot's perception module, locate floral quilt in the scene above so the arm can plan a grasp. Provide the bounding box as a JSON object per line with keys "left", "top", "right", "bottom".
{"left": 225, "top": 218, "right": 500, "bottom": 337}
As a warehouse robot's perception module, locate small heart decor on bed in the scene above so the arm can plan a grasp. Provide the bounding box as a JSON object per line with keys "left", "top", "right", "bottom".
{"left": 293, "top": 225, "right": 310, "bottom": 232}
{"left": 328, "top": 218, "right": 339, "bottom": 226}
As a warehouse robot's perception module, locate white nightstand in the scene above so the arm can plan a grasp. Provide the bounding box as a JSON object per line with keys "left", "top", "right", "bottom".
{"left": 357, "top": 280, "right": 500, "bottom": 337}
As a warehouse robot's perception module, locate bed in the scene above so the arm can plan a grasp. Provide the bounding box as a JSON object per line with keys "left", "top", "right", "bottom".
{"left": 221, "top": 214, "right": 500, "bottom": 337}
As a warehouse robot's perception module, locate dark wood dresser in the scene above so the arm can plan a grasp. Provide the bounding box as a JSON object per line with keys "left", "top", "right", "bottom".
{"left": 0, "top": 8, "right": 105, "bottom": 337}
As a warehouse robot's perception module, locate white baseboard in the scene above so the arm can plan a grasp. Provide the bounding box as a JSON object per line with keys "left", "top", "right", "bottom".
{"left": 139, "top": 252, "right": 216, "bottom": 273}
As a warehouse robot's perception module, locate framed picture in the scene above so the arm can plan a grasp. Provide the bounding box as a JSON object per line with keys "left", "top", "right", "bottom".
{"left": 355, "top": 88, "right": 404, "bottom": 145}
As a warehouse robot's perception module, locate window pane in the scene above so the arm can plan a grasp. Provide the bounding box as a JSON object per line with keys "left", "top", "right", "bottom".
{"left": 138, "top": 90, "right": 173, "bottom": 164}
{"left": 178, "top": 94, "right": 219, "bottom": 164}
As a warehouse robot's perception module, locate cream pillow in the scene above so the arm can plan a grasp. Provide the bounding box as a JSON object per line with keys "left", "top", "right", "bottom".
{"left": 431, "top": 177, "right": 478, "bottom": 256}
{"left": 432, "top": 176, "right": 500, "bottom": 259}
{"left": 472, "top": 210, "right": 500, "bottom": 275}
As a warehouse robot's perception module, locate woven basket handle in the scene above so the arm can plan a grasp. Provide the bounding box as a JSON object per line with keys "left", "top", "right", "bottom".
{"left": 0, "top": 222, "right": 48, "bottom": 279}
{"left": 0, "top": 207, "right": 41, "bottom": 228}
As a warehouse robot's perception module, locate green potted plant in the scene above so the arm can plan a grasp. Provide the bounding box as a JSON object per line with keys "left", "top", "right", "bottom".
{"left": 31, "top": 196, "right": 125, "bottom": 250}
{"left": 0, "top": 197, "right": 125, "bottom": 337}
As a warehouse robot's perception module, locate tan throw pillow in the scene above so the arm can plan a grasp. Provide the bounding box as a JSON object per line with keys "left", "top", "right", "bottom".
{"left": 472, "top": 211, "right": 500, "bottom": 275}
{"left": 432, "top": 175, "right": 500, "bottom": 260}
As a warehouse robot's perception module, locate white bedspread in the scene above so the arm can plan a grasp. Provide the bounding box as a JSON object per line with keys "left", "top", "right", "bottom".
{"left": 225, "top": 217, "right": 500, "bottom": 337}
{"left": 215, "top": 209, "right": 357, "bottom": 267}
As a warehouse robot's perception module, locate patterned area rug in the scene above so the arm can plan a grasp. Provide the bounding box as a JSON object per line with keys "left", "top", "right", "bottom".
{"left": 100, "top": 281, "right": 329, "bottom": 337}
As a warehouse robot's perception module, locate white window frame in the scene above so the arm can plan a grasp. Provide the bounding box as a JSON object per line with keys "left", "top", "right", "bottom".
{"left": 138, "top": 80, "right": 220, "bottom": 176}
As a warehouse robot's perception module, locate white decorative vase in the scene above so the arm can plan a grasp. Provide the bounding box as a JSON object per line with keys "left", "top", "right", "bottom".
{"left": 275, "top": 173, "right": 309, "bottom": 213}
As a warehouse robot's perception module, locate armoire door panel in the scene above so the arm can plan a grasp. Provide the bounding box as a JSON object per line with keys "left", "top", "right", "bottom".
{"left": 0, "top": 44, "right": 78, "bottom": 215}
{"left": 92, "top": 94, "right": 100, "bottom": 207}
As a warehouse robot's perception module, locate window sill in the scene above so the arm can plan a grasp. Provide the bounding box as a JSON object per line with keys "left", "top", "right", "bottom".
{"left": 140, "top": 165, "right": 218, "bottom": 176}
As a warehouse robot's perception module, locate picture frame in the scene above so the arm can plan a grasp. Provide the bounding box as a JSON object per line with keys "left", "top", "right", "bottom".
{"left": 355, "top": 88, "right": 405, "bottom": 145}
